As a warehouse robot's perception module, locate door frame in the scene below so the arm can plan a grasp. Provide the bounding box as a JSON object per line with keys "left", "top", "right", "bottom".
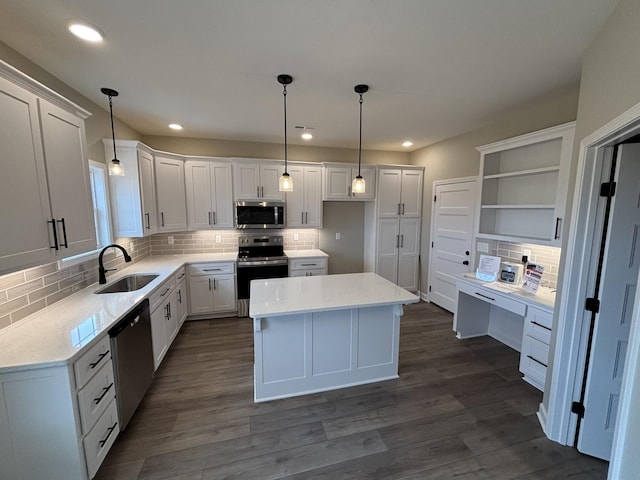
{"left": 546, "top": 101, "right": 640, "bottom": 478}
{"left": 427, "top": 176, "right": 478, "bottom": 303}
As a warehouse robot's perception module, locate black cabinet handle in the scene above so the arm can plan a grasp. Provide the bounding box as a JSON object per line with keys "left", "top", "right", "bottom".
{"left": 89, "top": 351, "right": 109, "bottom": 369}
{"left": 527, "top": 355, "right": 548, "bottom": 368}
{"left": 212, "top": 211, "right": 216, "bottom": 225}
{"left": 161, "top": 212, "right": 165, "bottom": 227}
{"left": 532, "top": 321, "right": 552, "bottom": 331}
{"left": 465, "top": 251, "right": 470, "bottom": 256}
{"left": 57, "top": 218, "right": 68, "bottom": 248}
{"left": 94, "top": 382, "right": 114, "bottom": 405}
{"left": 48, "top": 219, "right": 59, "bottom": 250}
{"left": 475, "top": 292, "right": 495, "bottom": 301}
{"left": 99, "top": 422, "right": 118, "bottom": 448}
{"left": 554, "top": 217, "right": 561, "bottom": 239}
{"left": 145, "top": 212, "right": 150, "bottom": 229}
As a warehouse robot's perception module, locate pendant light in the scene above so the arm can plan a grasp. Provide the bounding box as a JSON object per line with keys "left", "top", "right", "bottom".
{"left": 101, "top": 87, "right": 124, "bottom": 176}
{"left": 352, "top": 84, "right": 369, "bottom": 194}
{"left": 278, "top": 74, "right": 293, "bottom": 192}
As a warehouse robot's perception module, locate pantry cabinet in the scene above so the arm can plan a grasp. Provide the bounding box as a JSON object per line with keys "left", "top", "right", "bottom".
{"left": 105, "top": 140, "right": 158, "bottom": 237}
{"left": 375, "top": 217, "right": 421, "bottom": 291}
{"left": 0, "top": 62, "right": 95, "bottom": 275}
{"left": 155, "top": 155, "right": 188, "bottom": 232}
{"left": 233, "top": 159, "right": 284, "bottom": 201}
{"left": 376, "top": 168, "right": 423, "bottom": 218}
{"left": 323, "top": 162, "right": 376, "bottom": 200}
{"left": 285, "top": 163, "right": 323, "bottom": 228}
{"left": 185, "top": 158, "right": 234, "bottom": 229}
{"left": 475, "top": 122, "right": 575, "bottom": 246}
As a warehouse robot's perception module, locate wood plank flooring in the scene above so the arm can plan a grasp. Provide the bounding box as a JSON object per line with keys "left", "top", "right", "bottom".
{"left": 95, "top": 301, "right": 608, "bottom": 479}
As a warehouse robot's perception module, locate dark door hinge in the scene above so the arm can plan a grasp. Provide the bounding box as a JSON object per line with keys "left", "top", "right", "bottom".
{"left": 571, "top": 401, "right": 585, "bottom": 418}
{"left": 600, "top": 182, "right": 617, "bottom": 197}
{"left": 585, "top": 297, "right": 600, "bottom": 313}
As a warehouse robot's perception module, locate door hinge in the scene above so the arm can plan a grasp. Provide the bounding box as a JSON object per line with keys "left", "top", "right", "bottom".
{"left": 571, "top": 401, "right": 585, "bottom": 418}
{"left": 585, "top": 297, "right": 600, "bottom": 313}
{"left": 600, "top": 181, "right": 617, "bottom": 197}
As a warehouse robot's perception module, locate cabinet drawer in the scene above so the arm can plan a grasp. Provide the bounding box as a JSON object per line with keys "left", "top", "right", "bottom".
{"left": 149, "top": 277, "right": 175, "bottom": 311}
{"left": 457, "top": 282, "right": 527, "bottom": 316}
{"left": 289, "top": 257, "right": 327, "bottom": 271}
{"left": 74, "top": 335, "right": 111, "bottom": 389}
{"left": 188, "top": 262, "right": 235, "bottom": 276}
{"left": 519, "top": 335, "right": 549, "bottom": 391}
{"left": 83, "top": 399, "right": 120, "bottom": 479}
{"left": 174, "top": 266, "right": 186, "bottom": 283}
{"left": 77, "top": 359, "right": 116, "bottom": 434}
{"left": 524, "top": 307, "right": 553, "bottom": 344}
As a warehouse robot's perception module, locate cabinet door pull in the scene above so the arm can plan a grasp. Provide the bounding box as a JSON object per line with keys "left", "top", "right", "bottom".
{"left": 161, "top": 212, "right": 165, "bottom": 227}
{"left": 212, "top": 211, "right": 216, "bottom": 225}
{"left": 301, "top": 212, "right": 304, "bottom": 224}
{"left": 89, "top": 351, "right": 109, "bottom": 369}
{"left": 213, "top": 278, "right": 216, "bottom": 290}
{"left": 145, "top": 212, "right": 150, "bottom": 229}
{"left": 168, "top": 303, "right": 171, "bottom": 318}
{"left": 400, "top": 234, "right": 404, "bottom": 248}
{"left": 305, "top": 212, "right": 308, "bottom": 224}
{"left": 527, "top": 355, "right": 548, "bottom": 368}
{"left": 99, "top": 422, "right": 118, "bottom": 448}
{"left": 177, "top": 289, "right": 182, "bottom": 304}
{"left": 257, "top": 186, "right": 260, "bottom": 198}
{"left": 57, "top": 218, "right": 68, "bottom": 248}
{"left": 396, "top": 235, "right": 400, "bottom": 248}
{"left": 208, "top": 211, "right": 212, "bottom": 225}
{"left": 397, "top": 203, "right": 401, "bottom": 215}
{"left": 474, "top": 292, "right": 495, "bottom": 302}
{"left": 532, "top": 320, "right": 552, "bottom": 331}
{"left": 93, "top": 382, "right": 114, "bottom": 405}
{"left": 402, "top": 203, "right": 405, "bottom": 215}
{"left": 348, "top": 185, "right": 351, "bottom": 197}
{"left": 554, "top": 217, "right": 562, "bottom": 239}
{"left": 48, "top": 219, "right": 59, "bottom": 250}
{"left": 261, "top": 186, "right": 264, "bottom": 198}
{"left": 208, "top": 278, "right": 212, "bottom": 291}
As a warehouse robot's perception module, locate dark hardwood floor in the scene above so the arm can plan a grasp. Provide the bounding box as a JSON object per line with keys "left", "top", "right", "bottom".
{"left": 95, "top": 301, "right": 608, "bottom": 479}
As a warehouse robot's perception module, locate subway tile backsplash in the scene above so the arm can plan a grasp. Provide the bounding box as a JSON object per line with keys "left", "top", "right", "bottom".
{"left": 0, "top": 229, "right": 319, "bottom": 332}
{"left": 494, "top": 241, "right": 561, "bottom": 289}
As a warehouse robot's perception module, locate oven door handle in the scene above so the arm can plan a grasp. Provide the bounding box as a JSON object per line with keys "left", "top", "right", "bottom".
{"left": 237, "top": 259, "right": 289, "bottom": 267}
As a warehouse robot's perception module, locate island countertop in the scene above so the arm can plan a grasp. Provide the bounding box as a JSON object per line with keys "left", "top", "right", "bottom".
{"left": 250, "top": 272, "right": 419, "bottom": 318}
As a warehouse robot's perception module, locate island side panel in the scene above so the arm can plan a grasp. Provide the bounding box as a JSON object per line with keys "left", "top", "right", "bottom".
{"left": 254, "top": 305, "right": 402, "bottom": 402}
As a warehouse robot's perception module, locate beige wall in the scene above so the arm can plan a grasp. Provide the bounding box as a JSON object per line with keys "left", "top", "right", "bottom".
{"left": 410, "top": 85, "right": 580, "bottom": 294}
{"left": 0, "top": 41, "right": 141, "bottom": 164}
{"left": 319, "top": 202, "right": 365, "bottom": 274}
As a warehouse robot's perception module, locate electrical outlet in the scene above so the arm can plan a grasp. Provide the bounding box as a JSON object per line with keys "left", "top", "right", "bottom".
{"left": 477, "top": 242, "right": 489, "bottom": 253}
{"left": 168, "top": 236, "right": 174, "bottom": 245}
{"left": 336, "top": 232, "right": 341, "bottom": 240}
{"left": 523, "top": 249, "right": 532, "bottom": 257}
{"left": 215, "top": 235, "right": 222, "bottom": 243}
{"left": 293, "top": 233, "right": 299, "bottom": 241}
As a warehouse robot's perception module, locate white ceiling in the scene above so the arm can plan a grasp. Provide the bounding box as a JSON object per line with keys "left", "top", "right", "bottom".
{"left": 0, "top": 0, "right": 618, "bottom": 152}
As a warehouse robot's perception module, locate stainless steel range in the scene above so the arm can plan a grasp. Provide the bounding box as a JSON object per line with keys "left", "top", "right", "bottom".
{"left": 236, "top": 234, "right": 288, "bottom": 317}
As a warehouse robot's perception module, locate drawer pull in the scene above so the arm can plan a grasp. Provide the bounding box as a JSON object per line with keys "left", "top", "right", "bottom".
{"left": 203, "top": 268, "right": 222, "bottom": 272}
{"left": 89, "top": 351, "right": 109, "bottom": 369}
{"left": 94, "top": 382, "right": 114, "bottom": 405}
{"left": 178, "top": 272, "right": 185, "bottom": 279}
{"left": 300, "top": 263, "right": 317, "bottom": 267}
{"left": 474, "top": 292, "right": 495, "bottom": 302}
{"left": 160, "top": 287, "right": 171, "bottom": 297}
{"left": 527, "top": 355, "right": 548, "bottom": 368}
{"left": 531, "top": 320, "right": 552, "bottom": 331}
{"left": 99, "top": 422, "right": 118, "bottom": 448}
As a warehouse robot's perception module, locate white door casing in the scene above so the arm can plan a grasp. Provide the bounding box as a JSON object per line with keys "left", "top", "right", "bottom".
{"left": 428, "top": 178, "right": 477, "bottom": 313}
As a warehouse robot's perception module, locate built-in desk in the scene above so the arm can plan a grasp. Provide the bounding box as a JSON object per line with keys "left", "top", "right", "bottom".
{"left": 454, "top": 274, "right": 556, "bottom": 391}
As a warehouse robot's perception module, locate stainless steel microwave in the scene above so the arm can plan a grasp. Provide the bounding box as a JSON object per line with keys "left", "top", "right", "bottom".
{"left": 235, "top": 201, "right": 285, "bottom": 229}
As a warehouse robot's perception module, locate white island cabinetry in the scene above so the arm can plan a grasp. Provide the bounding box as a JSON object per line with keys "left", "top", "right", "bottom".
{"left": 251, "top": 273, "right": 418, "bottom": 402}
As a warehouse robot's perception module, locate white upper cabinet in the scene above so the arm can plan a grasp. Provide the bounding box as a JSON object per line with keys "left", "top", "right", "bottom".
{"left": 0, "top": 63, "right": 94, "bottom": 275}
{"left": 155, "top": 155, "right": 188, "bottom": 232}
{"left": 376, "top": 167, "right": 424, "bottom": 218}
{"left": 322, "top": 163, "right": 376, "bottom": 201}
{"left": 233, "top": 159, "right": 284, "bottom": 201}
{"left": 475, "top": 122, "right": 575, "bottom": 246}
{"left": 285, "top": 163, "right": 322, "bottom": 228}
{"left": 106, "top": 141, "right": 158, "bottom": 238}
{"left": 185, "top": 158, "right": 233, "bottom": 229}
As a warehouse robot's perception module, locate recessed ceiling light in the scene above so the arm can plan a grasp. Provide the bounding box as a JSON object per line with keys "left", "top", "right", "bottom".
{"left": 301, "top": 132, "right": 313, "bottom": 140}
{"left": 168, "top": 123, "right": 183, "bottom": 130}
{"left": 402, "top": 141, "right": 414, "bottom": 148}
{"left": 68, "top": 22, "right": 104, "bottom": 43}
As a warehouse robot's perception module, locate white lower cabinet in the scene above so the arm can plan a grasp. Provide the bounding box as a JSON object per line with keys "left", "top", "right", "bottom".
{"left": 288, "top": 256, "right": 328, "bottom": 277}
{"left": 175, "top": 271, "right": 188, "bottom": 328}
{"left": 519, "top": 306, "right": 553, "bottom": 391}
{"left": 149, "top": 273, "right": 179, "bottom": 370}
{"left": 375, "top": 217, "right": 420, "bottom": 291}
{"left": 188, "top": 262, "right": 237, "bottom": 315}
{"left": 0, "top": 335, "right": 118, "bottom": 480}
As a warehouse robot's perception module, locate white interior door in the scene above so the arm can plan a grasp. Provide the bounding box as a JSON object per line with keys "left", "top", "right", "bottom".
{"left": 578, "top": 143, "right": 640, "bottom": 460}
{"left": 428, "top": 178, "right": 477, "bottom": 313}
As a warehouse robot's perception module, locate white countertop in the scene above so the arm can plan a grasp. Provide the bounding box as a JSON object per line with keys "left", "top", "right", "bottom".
{"left": 458, "top": 273, "right": 556, "bottom": 311}
{"left": 250, "top": 272, "right": 419, "bottom": 317}
{"left": 0, "top": 253, "right": 237, "bottom": 373}
{"left": 284, "top": 249, "right": 328, "bottom": 258}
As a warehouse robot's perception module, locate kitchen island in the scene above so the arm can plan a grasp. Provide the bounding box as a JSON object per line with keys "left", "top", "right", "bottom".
{"left": 250, "top": 272, "right": 419, "bottom": 402}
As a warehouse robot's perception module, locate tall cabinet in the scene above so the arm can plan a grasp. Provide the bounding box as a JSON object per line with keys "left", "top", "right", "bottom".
{"left": 0, "top": 60, "right": 95, "bottom": 275}
{"left": 364, "top": 166, "right": 424, "bottom": 291}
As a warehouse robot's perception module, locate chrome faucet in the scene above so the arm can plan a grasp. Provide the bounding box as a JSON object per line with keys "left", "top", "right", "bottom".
{"left": 98, "top": 244, "right": 132, "bottom": 284}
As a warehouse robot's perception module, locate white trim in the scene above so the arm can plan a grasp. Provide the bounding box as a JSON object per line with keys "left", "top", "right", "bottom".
{"left": 476, "top": 122, "right": 576, "bottom": 153}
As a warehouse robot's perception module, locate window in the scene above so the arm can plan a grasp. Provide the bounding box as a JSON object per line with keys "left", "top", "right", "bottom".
{"left": 59, "top": 161, "right": 112, "bottom": 267}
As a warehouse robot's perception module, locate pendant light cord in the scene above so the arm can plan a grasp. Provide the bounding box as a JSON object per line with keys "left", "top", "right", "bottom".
{"left": 358, "top": 93, "right": 363, "bottom": 176}
{"left": 108, "top": 94, "right": 117, "bottom": 160}
{"left": 283, "top": 84, "right": 288, "bottom": 173}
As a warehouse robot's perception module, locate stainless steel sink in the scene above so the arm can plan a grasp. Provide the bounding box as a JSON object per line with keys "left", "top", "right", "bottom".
{"left": 95, "top": 274, "right": 159, "bottom": 294}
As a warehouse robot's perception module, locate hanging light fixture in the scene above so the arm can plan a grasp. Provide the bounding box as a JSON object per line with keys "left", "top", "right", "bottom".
{"left": 277, "top": 74, "right": 293, "bottom": 192}
{"left": 352, "top": 84, "right": 369, "bottom": 194}
{"left": 101, "top": 87, "right": 124, "bottom": 176}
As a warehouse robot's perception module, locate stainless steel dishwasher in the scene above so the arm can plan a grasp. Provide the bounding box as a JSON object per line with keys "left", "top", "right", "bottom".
{"left": 108, "top": 298, "right": 154, "bottom": 430}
